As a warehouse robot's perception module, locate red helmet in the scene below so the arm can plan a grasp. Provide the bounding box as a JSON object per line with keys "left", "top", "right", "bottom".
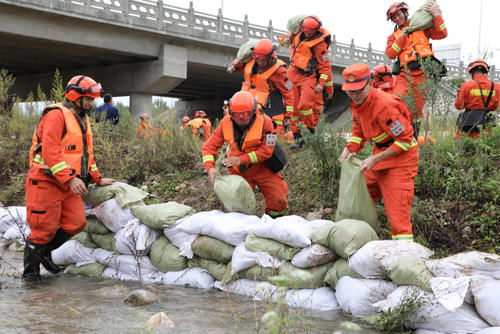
{"left": 140, "top": 113, "right": 149, "bottom": 119}
{"left": 301, "top": 15, "right": 322, "bottom": 34}
{"left": 65, "top": 75, "right": 102, "bottom": 102}
{"left": 195, "top": 110, "right": 206, "bottom": 118}
{"left": 371, "top": 64, "right": 392, "bottom": 81}
{"left": 386, "top": 2, "right": 409, "bottom": 20}
{"left": 467, "top": 59, "right": 490, "bottom": 74}
{"left": 252, "top": 39, "right": 276, "bottom": 60}
{"left": 229, "top": 91, "right": 257, "bottom": 121}
{"left": 182, "top": 116, "right": 190, "bottom": 123}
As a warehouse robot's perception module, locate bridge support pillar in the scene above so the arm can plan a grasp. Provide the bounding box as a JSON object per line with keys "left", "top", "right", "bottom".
{"left": 130, "top": 93, "right": 153, "bottom": 118}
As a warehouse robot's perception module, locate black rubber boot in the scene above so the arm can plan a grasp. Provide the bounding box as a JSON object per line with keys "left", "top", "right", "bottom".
{"left": 23, "top": 241, "right": 42, "bottom": 281}
{"left": 41, "top": 229, "right": 72, "bottom": 274}
{"left": 308, "top": 127, "right": 315, "bottom": 135}
{"left": 290, "top": 133, "right": 304, "bottom": 150}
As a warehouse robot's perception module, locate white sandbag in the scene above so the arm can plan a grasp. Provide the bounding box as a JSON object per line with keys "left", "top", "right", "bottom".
{"left": 413, "top": 330, "right": 446, "bottom": 334}
{"left": 283, "top": 287, "right": 340, "bottom": 312}
{"left": 51, "top": 240, "right": 96, "bottom": 267}
{"left": 86, "top": 198, "right": 135, "bottom": 232}
{"left": 335, "top": 276, "right": 396, "bottom": 318}
{"left": 475, "top": 328, "right": 500, "bottom": 334}
{"left": 430, "top": 276, "right": 470, "bottom": 311}
{"left": 214, "top": 279, "right": 276, "bottom": 298}
{"left": 470, "top": 278, "right": 500, "bottom": 326}
{"left": 161, "top": 267, "right": 215, "bottom": 289}
{"left": 97, "top": 253, "right": 162, "bottom": 282}
{"left": 101, "top": 267, "right": 161, "bottom": 284}
{"left": 115, "top": 219, "right": 160, "bottom": 256}
{"left": 349, "top": 240, "right": 434, "bottom": 279}
{"left": 230, "top": 243, "right": 285, "bottom": 275}
{"left": 425, "top": 251, "right": 500, "bottom": 280}
{"left": 163, "top": 216, "right": 198, "bottom": 258}
{"left": 176, "top": 210, "right": 260, "bottom": 246}
{"left": 253, "top": 215, "right": 333, "bottom": 248}
{"left": 373, "top": 286, "right": 489, "bottom": 333}
{"left": 291, "top": 244, "right": 338, "bottom": 268}
{"left": 2, "top": 223, "right": 30, "bottom": 241}
{"left": 0, "top": 206, "right": 26, "bottom": 233}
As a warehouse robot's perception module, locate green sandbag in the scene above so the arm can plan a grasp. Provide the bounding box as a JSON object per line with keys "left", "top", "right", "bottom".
{"left": 188, "top": 257, "right": 227, "bottom": 281}
{"left": 336, "top": 153, "right": 379, "bottom": 231}
{"left": 287, "top": 14, "right": 307, "bottom": 34}
{"left": 71, "top": 231, "right": 98, "bottom": 249}
{"left": 213, "top": 175, "right": 256, "bottom": 215}
{"left": 192, "top": 235, "right": 234, "bottom": 264}
{"left": 310, "top": 219, "right": 378, "bottom": 259}
{"left": 245, "top": 232, "right": 300, "bottom": 261}
{"left": 324, "top": 258, "right": 363, "bottom": 288}
{"left": 130, "top": 202, "right": 195, "bottom": 229}
{"left": 269, "top": 262, "right": 334, "bottom": 289}
{"left": 64, "top": 263, "right": 107, "bottom": 277}
{"left": 91, "top": 233, "right": 117, "bottom": 252}
{"left": 236, "top": 39, "right": 258, "bottom": 63}
{"left": 149, "top": 236, "right": 187, "bottom": 273}
{"left": 83, "top": 217, "right": 110, "bottom": 235}
{"left": 7, "top": 239, "right": 25, "bottom": 252}
{"left": 221, "top": 262, "right": 278, "bottom": 285}
{"left": 83, "top": 181, "right": 148, "bottom": 208}
{"left": 407, "top": 0, "right": 441, "bottom": 34}
{"left": 387, "top": 257, "right": 434, "bottom": 292}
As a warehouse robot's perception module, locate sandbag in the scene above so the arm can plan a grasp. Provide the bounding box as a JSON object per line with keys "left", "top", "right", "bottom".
{"left": 287, "top": 14, "right": 307, "bottom": 34}
{"left": 91, "top": 233, "right": 117, "bottom": 252}
{"left": 213, "top": 175, "right": 256, "bottom": 215}
{"left": 336, "top": 154, "right": 379, "bottom": 231}
{"left": 114, "top": 219, "right": 160, "bottom": 256}
{"left": 387, "top": 257, "right": 434, "bottom": 291}
{"left": 269, "top": 261, "right": 334, "bottom": 289}
{"left": 215, "top": 278, "right": 274, "bottom": 298}
{"left": 149, "top": 236, "right": 187, "bottom": 273}
{"left": 7, "top": 239, "right": 25, "bottom": 252}
{"left": 324, "top": 258, "right": 363, "bottom": 288}
{"left": 335, "top": 276, "right": 397, "bottom": 318}
{"left": 221, "top": 262, "right": 277, "bottom": 285}
{"left": 348, "top": 240, "right": 434, "bottom": 279}
{"left": 373, "top": 286, "right": 489, "bottom": 333}
{"left": 311, "top": 219, "right": 378, "bottom": 259}
{"left": 191, "top": 235, "right": 234, "bottom": 264}
{"left": 130, "top": 202, "right": 195, "bottom": 229}
{"left": 2, "top": 223, "right": 30, "bottom": 241}
{"left": 161, "top": 267, "right": 215, "bottom": 289}
{"left": 83, "top": 217, "right": 110, "bottom": 235}
{"left": 86, "top": 198, "right": 135, "bottom": 232}
{"left": 282, "top": 287, "right": 340, "bottom": 312}
{"left": 83, "top": 181, "right": 148, "bottom": 208}
{"left": 0, "top": 206, "right": 26, "bottom": 233}
{"left": 476, "top": 328, "right": 500, "bottom": 334}
{"left": 425, "top": 251, "right": 500, "bottom": 280}
{"left": 236, "top": 39, "right": 258, "bottom": 63}
{"left": 188, "top": 257, "right": 227, "bottom": 281}
{"left": 430, "top": 276, "right": 470, "bottom": 311}
{"left": 64, "top": 263, "right": 107, "bottom": 277}
{"left": 291, "top": 244, "right": 338, "bottom": 268}
{"left": 51, "top": 240, "right": 97, "bottom": 266}
{"left": 163, "top": 216, "right": 198, "bottom": 258}
{"left": 71, "top": 231, "right": 98, "bottom": 249}
{"left": 253, "top": 215, "right": 333, "bottom": 248}
{"left": 98, "top": 253, "right": 162, "bottom": 283}
{"left": 230, "top": 243, "right": 285, "bottom": 275}
{"left": 245, "top": 232, "right": 300, "bottom": 260}
{"left": 470, "top": 278, "right": 500, "bottom": 326}
{"left": 101, "top": 267, "right": 161, "bottom": 284}
{"left": 406, "top": 0, "right": 441, "bottom": 34}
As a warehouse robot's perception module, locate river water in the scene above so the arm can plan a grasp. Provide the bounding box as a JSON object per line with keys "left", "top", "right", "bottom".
{"left": 0, "top": 249, "right": 382, "bottom": 333}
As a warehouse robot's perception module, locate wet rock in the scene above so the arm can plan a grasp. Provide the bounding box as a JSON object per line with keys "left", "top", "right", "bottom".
{"left": 97, "top": 285, "right": 130, "bottom": 298}
{"left": 146, "top": 312, "right": 175, "bottom": 330}
{"left": 124, "top": 289, "right": 159, "bottom": 306}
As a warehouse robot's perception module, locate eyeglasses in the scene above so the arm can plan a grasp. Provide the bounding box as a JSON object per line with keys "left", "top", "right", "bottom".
{"left": 231, "top": 110, "right": 253, "bottom": 121}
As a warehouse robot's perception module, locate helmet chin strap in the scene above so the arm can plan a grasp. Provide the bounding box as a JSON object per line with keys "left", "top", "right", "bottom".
{"left": 72, "top": 97, "right": 90, "bottom": 114}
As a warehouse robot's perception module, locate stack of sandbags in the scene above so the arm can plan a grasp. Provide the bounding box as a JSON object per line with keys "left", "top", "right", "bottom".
{"left": 0, "top": 206, "right": 29, "bottom": 247}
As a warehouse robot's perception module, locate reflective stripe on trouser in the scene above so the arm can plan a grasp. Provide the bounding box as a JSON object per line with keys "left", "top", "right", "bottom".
{"left": 363, "top": 165, "right": 418, "bottom": 239}
{"left": 394, "top": 69, "right": 428, "bottom": 119}
{"left": 290, "top": 78, "right": 316, "bottom": 133}
{"left": 25, "top": 177, "right": 85, "bottom": 244}
{"left": 230, "top": 162, "right": 288, "bottom": 214}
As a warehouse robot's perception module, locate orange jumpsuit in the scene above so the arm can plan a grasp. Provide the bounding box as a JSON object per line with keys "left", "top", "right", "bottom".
{"left": 386, "top": 15, "right": 447, "bottom": 120}
{"left": 454, "top": 73, "right": 500, "bottom": 139}
{"left": 373, "top": 76, "right": 396, "bottom": 95}
{"left": 184, "top": 118, "right": 207, "bottom": 140}
{"left": 313, "top": 71, "right": 333, "bottom": 126}
{"left": 202, "top": 113, "right": 288, "bottom": 216}
{"left": 136, "top": 121, "right": 152, "bottom": 136}
{"left": 201, "top": 117, "right": 212, "bottom": 140}
{"left": 26, "top": 103, "right": 102, "bottom": 244}
{"left": 346, "top": 89, "right": 418, "bottom": 240}
{"left": 288, "top": 29, "right": 333, "bottom": 134}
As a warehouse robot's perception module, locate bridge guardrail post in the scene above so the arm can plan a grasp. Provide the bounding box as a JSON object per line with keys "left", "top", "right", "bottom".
{"left": 217, "top": 8, "right": 223, "bottom": 33}
{"left": 458, "top": 60, "right": 464, "bottom": 79}
{"left": 187, "top": 1, "right": 194, "bottom": 27}
{"left": 490, "top": 65, "right": 496, "bottom": 81}
{"left": 157, "top": 0, "right": 164, "bottom": 29}
{"left": 243, "top": 14, "right": 249, "bottom": 39}
{"left": 367, "top": 42, "right": 373, "bottom": 65}
{"left": 350, "top": 39, "right": 355, "bottom": 60}
{"left": 85, "top": 0, "right": 91, "bottom": 14}
{"left": 267, "top": 20, "right": 273, "bottom": 40}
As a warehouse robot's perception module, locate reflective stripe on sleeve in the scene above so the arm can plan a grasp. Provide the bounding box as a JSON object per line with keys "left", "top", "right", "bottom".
{"left": 319, "top": 74, "right": 328, "bottom": 80}
{"left": 348, "top": 136, "right": 362, "bottom": 144}
{"left": 392, "top": 43, "right": 401, "bottom": 53}
{"left": 34, "top": 154, "right": 45, "bottom": 165}
{"left": 372, "top": 132, "right": 389, "bottom": 143}
{"left": 439, "top": 23, "right": 446, "bottom": 31}
{"left": 90, "top": 164, "right": 98, "bottom": 172}
{"left": 202, "top": 155, "right": 215, "bottom": 163}
{"left": 291, "top": 116, "right": 300, "bottom": 121}
{"left": 248, "top": 151, "right": 258, "bottom": 164}
{"left": 49, "top": 161, "right": 69, "bottom": 175}
{"left": 299, "top": 109, "right": 313, "bottom": 116}
{"left": 394, "top": 138, "right": 418, "bottom": 151}
{"left": 286, "top": 106, "right": 293, "bottom": 112}
{"left": 325, "top": 81, "right": 333, "bottom": 87}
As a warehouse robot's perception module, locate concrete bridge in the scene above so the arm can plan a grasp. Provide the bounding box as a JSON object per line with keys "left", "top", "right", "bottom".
{"left": 1, "top": 0, "right": 499, "bottom": 119}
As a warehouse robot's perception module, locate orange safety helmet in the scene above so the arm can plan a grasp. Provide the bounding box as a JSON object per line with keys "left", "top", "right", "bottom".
{"left": 195, "top": 110, "right": 206, "bottom": 118}
{"left": 65, "top": 75, "right": 102, "bottom": 102}
{"left": 301, "top": 15, "right": 322, "bottom": 34}
{"left": 386, "top": 2, "right": 409, "bottom": 20}
{"left": 252, "top": 39, "right": 276, "bottom": 60}
{"left": 371, "top": 64, "right": 393, "bottom": 82}
{"left": 467, "top": 59, "right": 490, "bottom": 74}
{"left": 140, "top": 113, "right": 149, "bottom": 119}
{"left": 182, "top": 116, "right": 190, "bottom": 123}
{"left": 229, "top": 91, "right": 257, "bottom": 121}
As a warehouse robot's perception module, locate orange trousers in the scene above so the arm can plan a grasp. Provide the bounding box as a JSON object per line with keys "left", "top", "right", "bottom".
{"left": 231, "top": 163, "right": 288, "bottom": 215}
{"left": 394, "top": 69, "right": 427, "bottom": 119}
{"left": 363, "top": 165, "right": 418, "bottom": 240}
{"left": 25, "top": 177, "right": 86, "bottom": 244}
{"left": 290, "top": 76, "right": 316, "bottom": 134}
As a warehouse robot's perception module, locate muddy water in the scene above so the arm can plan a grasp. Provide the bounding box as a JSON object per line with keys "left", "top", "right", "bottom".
{"left": 0, "top": 250, "right": 382, "bottom": 333}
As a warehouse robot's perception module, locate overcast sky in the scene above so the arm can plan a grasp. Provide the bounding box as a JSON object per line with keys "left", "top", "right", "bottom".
{"left": 165, "top": 0, "right": 500, "bottom": 65}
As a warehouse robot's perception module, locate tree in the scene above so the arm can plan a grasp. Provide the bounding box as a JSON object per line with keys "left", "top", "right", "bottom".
{"left": 50, "top": 68, "right": 65, "bottom": 103}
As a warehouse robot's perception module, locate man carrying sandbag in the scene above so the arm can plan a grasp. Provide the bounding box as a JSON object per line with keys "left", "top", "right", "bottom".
{"left": 385, "top": 1, "right": 447, "bottom": 137}
{"left": 228, "top": 39, "right": 294, "bottom": 141}
{"left": 339, "top": 63, "right": 418, "bottom": 242}
{"left": 455, "top": 59, "right": 499, "bottom": 139}
{"left": 25, "top": 75, "right": 116, "bottom": 281}
{"left": 202, "top": 91, "right": 288, "bottom": 218}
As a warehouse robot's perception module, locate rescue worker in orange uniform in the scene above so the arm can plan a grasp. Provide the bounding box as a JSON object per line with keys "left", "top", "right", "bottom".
{"left": 229, "top": 39, "right": 295, "bottom": 141}
{"left": 24, "top": 75, "right": 116, "bottom": 280}
{"left": 136, "top": 113, "right": 152, "bottom": 136}
{"left": 385, "top": 1, "right": 447, "bottom": 137}
{"left": 202, "top": 91, "right": 288, "bottom": 218}
{"left": 339, "top": 64, "right": 418, "bottom": 241}
{"left": 455, "top": 59, "right": 499, "bottom": 139}
{"left": 195, "top": 110, "right": 212, "bottom": 140}
{"left": 181, "top": 116, "right": 190, "bottom": 130}
{"left": 183, "top": 117, "right": 207, "bottom": 140}
{"left": 371, "top": 64, "right": 396, "bottom": 94}
{"left": 288, "top": 15, "right": 333, "bottom": 148}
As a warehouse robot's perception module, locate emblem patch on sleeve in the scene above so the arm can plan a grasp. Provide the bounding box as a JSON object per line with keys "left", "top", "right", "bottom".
{"left": 265, "top": 133, "right": 277, "bottom": 146}
{"left": 389, "top": 120, "right": 405, "bottom": 136}
{"left": 322, "top": 54, "right": 329, "bottom": 62}
{"left": 284, "top": 80, "right": 293, "bottom": 91}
